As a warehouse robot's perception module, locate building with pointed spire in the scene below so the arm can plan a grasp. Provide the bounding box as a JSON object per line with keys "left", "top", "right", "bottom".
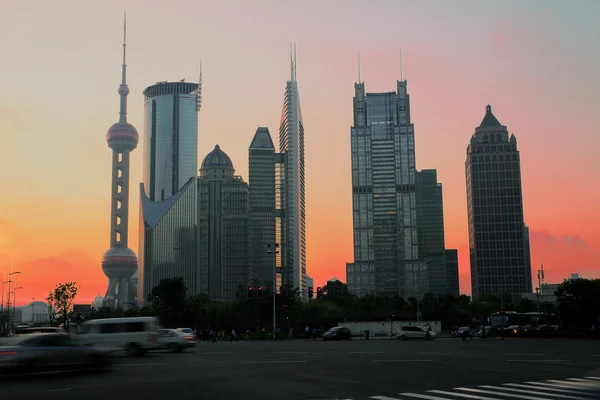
{"left": 278, "top": 44, "right": 307, "bottom": 295}
{"left": 102, "top": 13, "right": 139, "bottom": 308}
{"left": 465, "top": 105, "right": 532, "bottom": 299}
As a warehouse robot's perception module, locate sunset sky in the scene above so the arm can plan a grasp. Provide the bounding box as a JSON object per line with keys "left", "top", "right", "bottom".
{"left": 1, "top": 0, "right": 599, "bottom": 305}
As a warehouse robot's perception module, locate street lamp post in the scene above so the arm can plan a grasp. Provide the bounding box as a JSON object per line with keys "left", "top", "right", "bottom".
{"left": 31, "top": 298, "right": 35, "bottom": 324}
{"left": 6, "top": 267, "right": 21, "bottom": 333}
{"left": 267, "top": 243, "right": 279, "bottom": 341}
{"left": 11, "top": 287, "right": 23, "bottom": 330}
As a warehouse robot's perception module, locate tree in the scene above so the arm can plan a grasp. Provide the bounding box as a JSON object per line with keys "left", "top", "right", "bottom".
{"left": 147, "top": 277, "right": 187, "bottom": 327}
{"left": 47, "top": 282, "right": 79, "bottom": 331}
{"left": 556, "top": 278, "right": 600, "bottom": 328}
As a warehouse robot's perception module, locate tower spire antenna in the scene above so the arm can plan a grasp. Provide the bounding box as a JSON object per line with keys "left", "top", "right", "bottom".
{"left": 196, "top": 53, "right": 202, "bottom": 111}
{"left": 290, "top": 43, "right": 296, "bottom": 81}
{"left": 118, "top": 11, "right": 129, "bottom": 123}
{"left": 400, "top": 49, "right": 403, "bottom": 81}
{"left": 358, "top": 52, "right": 361, "bottom": 83}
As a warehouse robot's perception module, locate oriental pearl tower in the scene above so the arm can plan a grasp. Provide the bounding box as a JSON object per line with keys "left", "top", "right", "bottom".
{"left": 102, "top": 13, "right": 138, "bottom": 309}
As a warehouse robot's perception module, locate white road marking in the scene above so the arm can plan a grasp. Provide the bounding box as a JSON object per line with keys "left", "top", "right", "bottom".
{"left": 47, "top": 388, "right": 71, "bottom": 392}
{"left": 481, "top": 385, "right": 586, "bottom": 399}
{"left": 429, "top": 390, "right": 501, "bottom": 399}
{"left": 273, "top": 351, "right": 309, "bottom": 354}
{"left": 457, "top": 386, "right": 555, "bottom": 400}
{"left": 505, "top": 353, "right": 546, "bottom": 356}
{"left": 420, "top": 352, "right": 453, "bottom": 355}
{"left": 370, "top": 396, "right": 403, "bottom": 400}
{"left": 585, "top": 377, "right": 600, "bottom": 380}
{"left": 524, "top": 382, "right": 596, "bottom": 392}
{"left": 195, "top": 351, "right": 232, "bottom": 354}
{"left": 397, "top": 393, "right": 450, "bottom": 400}
{"left": 548, "top": 380, "right": 600, "bottom": 387}
{"left": 506, "top": 383, "right": 598, "bottom": 394}
{"left": 506, "top": 360, "right": 568, "bottom": 363}
{"left": 350, "top": 351, "right": 384, "bottom": 354}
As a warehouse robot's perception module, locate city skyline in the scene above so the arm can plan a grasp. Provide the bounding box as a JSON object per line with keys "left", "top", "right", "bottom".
{"left": 1, "top": 1, "right": 599, "bottom": 304}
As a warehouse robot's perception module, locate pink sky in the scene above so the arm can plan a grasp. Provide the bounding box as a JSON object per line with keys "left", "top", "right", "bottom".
{"left": 0, "top": 0, "right": 599, "bottom": 304}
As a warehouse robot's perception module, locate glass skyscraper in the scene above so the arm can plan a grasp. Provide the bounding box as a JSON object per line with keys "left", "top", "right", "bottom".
{"left": 143, "top": 81, "right": 200, "bottom": 202}
{"left": 346, "top": 80, "right": 419, "bottom": 298}
{"left": 278, "top": 46, "right": 307, "bottom": 295}
{"left": 465, "top": 105, "right": 532, "bottom": 299}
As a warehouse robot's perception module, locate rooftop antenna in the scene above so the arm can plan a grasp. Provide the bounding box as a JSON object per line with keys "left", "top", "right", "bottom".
{"left": 358, "top": 52, "right": 361, "bottom": 83}
{"left": 196, "top": 54, "right": 202, "bottom": 111}
{"left": 399, "top": 49, "right": 403, "bottom": 81}
{"left": 119, "top": 11, "right": 128, "bottom": 123}
{"left": 290, "top": 43, "right": 296, "bottom": 81}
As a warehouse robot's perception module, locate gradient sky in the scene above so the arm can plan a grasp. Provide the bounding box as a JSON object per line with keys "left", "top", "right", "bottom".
{"left": 1, "top": 0, "right": 599, "bottom": 305}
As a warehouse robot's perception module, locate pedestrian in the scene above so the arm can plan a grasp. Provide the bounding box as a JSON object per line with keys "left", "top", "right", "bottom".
{"left": 304, "top": 326, "right": 310, "bottom": 340}
{"left": 231, "top": 329, "right": 237, "bottom": 342}
{"left": 289, "top": 327, "right": 294, "bottom": 340}
{"left": 210, "top": 328, "right": 215, "bottom": 343}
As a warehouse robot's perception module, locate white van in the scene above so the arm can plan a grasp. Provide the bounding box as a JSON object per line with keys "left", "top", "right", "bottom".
{"left": 74, "top": 317, "right": 161, "bottom": 355}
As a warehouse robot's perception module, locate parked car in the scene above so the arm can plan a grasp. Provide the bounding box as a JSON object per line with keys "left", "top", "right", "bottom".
{"left": 398, "top": 326, "right": 436, "bottom": 341}
{"left": 322, "top": 326, "right": 352, "bottom": 341}
{"left": 0, "top": 333, "right": 116, "bottom": 377}
{"left": 73, "top": 317, "right": 161, "bottom": 356}
{"left": 157, "top": 329, "right": 195, "bottom": 351}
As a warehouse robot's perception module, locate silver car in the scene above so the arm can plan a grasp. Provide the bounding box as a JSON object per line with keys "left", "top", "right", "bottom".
{"left": 0, "top": 333, "right": 116, "bottom": 376}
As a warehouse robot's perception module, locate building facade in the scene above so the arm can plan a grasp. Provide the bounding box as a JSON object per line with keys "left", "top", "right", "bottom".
{"left": 278, "top": 45, "right": 307, "bottom": 295}
{"left": 465, "top": 105, "right": 532, "bottom": 299}
{"left": 416, "top": 169, "right": 447, "bottom": 295}
{"left": 143, "top": 81, "right": 200, "bottom": 202}
{"left": 198, "top": 145, "right": 250, "bottom": 302}
{"left": 139, "top": 145, "right": 249, "bottom": 303}
{"left": 445, "top": 249, "right": 460, "bottom": 296}
{"left": 346, "top": 79, "right": 419, "bottom": 298}
{"left": 248, "top": 128, "right": 278, "bottom": 287}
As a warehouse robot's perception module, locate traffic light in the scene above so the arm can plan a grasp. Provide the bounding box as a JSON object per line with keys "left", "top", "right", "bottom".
{"left": 247, "top": 286, "right": 254, "bottom": 298}
{"left": 258, "top": 286, "right": 263, "bottom": 298}
{"left": 308, "top": 287, "right": 314, "bottom": 299}
{"left": 316, "top": 286, "right": 322, "bottom": 299}
{"left": 391, "top": 313, "right": 395, "bottom": 321}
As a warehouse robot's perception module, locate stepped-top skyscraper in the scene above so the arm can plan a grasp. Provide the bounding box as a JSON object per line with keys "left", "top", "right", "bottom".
{"left": 346, "top": 77, "right": 420, "bottom": 298}
{"left": 278, "top": 44, "right": 307, "bottom": 294}
{"left": 102, "top": 14, "right": 138, "bottom": 308}
{"left": 465, "top": 105, "right": 532, "bottom": 299}
{"left": 142, "top": 73, "right": 201, "bottom": 202}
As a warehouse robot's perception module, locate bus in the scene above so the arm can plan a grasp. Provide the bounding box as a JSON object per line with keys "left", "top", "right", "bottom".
{"left": 489, "top": 312, "right": 557, "bottom": 327}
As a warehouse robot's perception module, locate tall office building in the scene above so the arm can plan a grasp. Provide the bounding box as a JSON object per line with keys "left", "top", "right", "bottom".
{"left": 248, "top": 127, "right": 277, "bottom": 287}
{"left": 416, "top": 169, "right": 446, "bottom": 295}
{"left": 346, "top": 79, "right": 419, "bottom": 298}
{"left": 445, "top": 249, "right": 460, "bottom": 296}
{"left": 101, "top": 15, "right": 138, "bottom": 308}
{"left": 278, "top": 44, "right": 307, "bottom": 294}
{"left": 138, "top": 146, "right": 250, "bottom": 303}
{"left": 143, "top": 80, "right": 201, "bottom": 202}
{"left": 198, "top": 145, "right": 249, "bottom": 302}
{"left": 465, "top": 105, "right": 532, "bottom": 299}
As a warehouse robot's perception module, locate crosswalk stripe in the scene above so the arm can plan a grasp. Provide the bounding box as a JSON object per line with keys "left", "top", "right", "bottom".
{"left": 370, "top": 396, "right": 403, "bottom": 400}
{"left": 396, "top": 394, "right": 451, "bottom": 400}
{"left": 525, "top": 382, "right": 598, "bottom": 392}
{"left": 455, "top": 387, "right": 563, "bottom": 400}
{"left": 429, "top": 389, "right": 502, "bottom": 400}
{"left": 481, "top": 384, "right": 592, "bottom": 399}
{"left": 504, "top": 384, "right": 593, "bottom": 395}
{"left": 584, "top": 377, "right": 600, "bottom": 380}
{"left": 547, "top": 381, "right": 600, "bottom": 388}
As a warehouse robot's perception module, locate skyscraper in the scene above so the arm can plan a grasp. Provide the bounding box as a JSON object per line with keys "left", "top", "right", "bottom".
{"left": 465, "top": 105, "right": 532, "bottom": 299}
{"left": 346, "top": 78, "right": 419, "bottom": 298}
{"left": 278, "top": 44, "right": 307, "bottom": 294}
{"left": 198, "top": 145, "right": 249, "bottom": 302}
{"left": 445, "top": 249, "right": 460, "bottom": 296}
{"left": 416, "top": 169, "right": 447, "bottom": 295}
{"left": 143, "top": 79, "right": 201, "bottom": 202}
{"left": 248, "top": 127, "right": 277, "bottom": 287}
{"left": 102, "top": 14, "right": 138, "bottom": 308}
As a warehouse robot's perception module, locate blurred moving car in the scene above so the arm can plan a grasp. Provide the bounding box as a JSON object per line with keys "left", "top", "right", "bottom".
{"left": 74, "top": 317, "right": 161, "bottom": 356}
{"left": 398, "top": 326, "right": 437, "bottom": 341}
{"left": 454, "top": 327, "right": 473, "bottom": 340}
{"left": 0, "top": 333, "right": 116, "bottom": 377}
{"left": 322, "top": 326, "right": 352, "bottom": 341}
{"left": 157, "top": 329, "right": 196, "bottom": 351}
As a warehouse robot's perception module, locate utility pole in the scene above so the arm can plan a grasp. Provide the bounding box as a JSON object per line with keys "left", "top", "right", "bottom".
{"left": 537, "top": 263, "right": 545, "bottom": 313}
{"left": 267, "top": 243, "right": 280, "bottom": 341}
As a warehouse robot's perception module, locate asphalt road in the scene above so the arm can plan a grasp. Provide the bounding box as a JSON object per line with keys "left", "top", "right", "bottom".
{"left": 3, "top": 338, "right": 600, "bottom": 400}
